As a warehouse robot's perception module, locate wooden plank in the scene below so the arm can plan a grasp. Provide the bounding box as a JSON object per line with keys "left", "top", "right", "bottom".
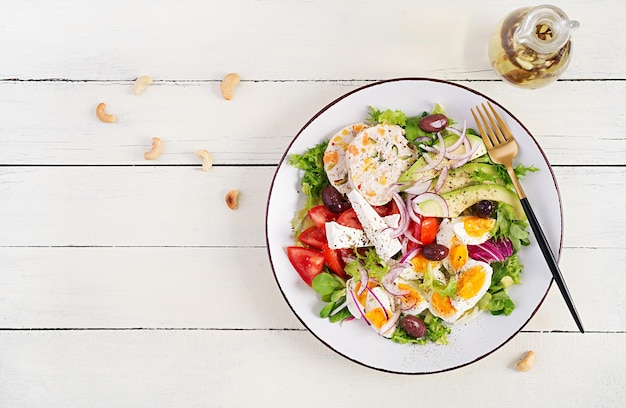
{"left": 0, "top": 0, "right": 619, "bottom": 80}
{"left": 0, "top": 330, "right": 623, "bottom": 407}
{"left": 0, "top": 246, "right": 618, "bottom": 332}
{"left": 0, "top": 80, "right": 624, "bottom": 166}
{"left": 0, "top": 165, "right": 623, "bottom": 248}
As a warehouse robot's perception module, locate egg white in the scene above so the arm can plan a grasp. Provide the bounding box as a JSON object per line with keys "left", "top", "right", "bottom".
{"left": 394, "top": 277, "right": 429, "bottom": 315}
{"left": 449, "top": 259, "right": 493, "bottom": 314}
{"left": 452, "top": 216, "right": 494, "bottom": 245}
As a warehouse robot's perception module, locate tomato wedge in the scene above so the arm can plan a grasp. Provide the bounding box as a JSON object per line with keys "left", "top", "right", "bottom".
{"left": 287, "top": 246, "right": 325, "bottom": 286}
{"left": 373, "top": 199, "right": 400, "bottom": 217}
{"left": 297, "top": 226, "right": 327, "bottom": 250}
{"left": 322, "top": 244, "right": 346, "bottom": 278}
{"left": 336, "top": 208, "right": 362, "bottom": 229}
{"left": 405, "top": 219, "right": 422, "bottom": 253}
{"left": 307, "top": 205, "right": 338, "bottom": 229}
{"left": 420, "top": 217, "right": 439, "bottom": 245}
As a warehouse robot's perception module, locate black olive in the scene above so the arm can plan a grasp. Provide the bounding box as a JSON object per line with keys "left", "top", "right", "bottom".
{"left": 422, "top": 243, "right": 449, "bottom": 261}
{"left": 401, "top": 315, "right": 427, "bottom": 338}
{"left": 321, "top": 185, "right": 351, "bottom": 213}
{"left": 475, "top": 200, "right": 494, "bottom": 218}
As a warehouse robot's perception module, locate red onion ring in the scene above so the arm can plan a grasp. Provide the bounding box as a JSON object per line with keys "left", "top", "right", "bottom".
{"left": 381, "top": 265, "right": 411, "bottom": 296}
{"left": 400, "top": 246, "right": 421, "bottom": 264}
{"left": 348, "top": 287, "right": 370, "bottom": 325}
{"left": 433, "top": 165, "right": 449, "bottom": 193}
{"left": 405, "top": 195, "right": 422, "bottom": 224}
{"left": 367, "top": 287, "right": 390, "bottom": 320}
{"left": 403, "top": 179, "right": 432, "bottom": 195}
{"left": 413, "top": 132, "right": 447, "bottom": 173}
{"left": 446, "top": 132, "right": 480, "bottom": 161}
{"left": 404, "top": 227, "right": 422, "bottom": 244}
{"left": 411, "top": 192, "right": 449, "bottom": 218}
{"left": 413, "top": 136, "right": 431, "bottom": 144}
{"left": 444, "top": 121, "right": 467, "bottom": 152}
{"left": 379, "top": 311, "right": 401, "bottom": 335}
{"left": 391, "top": 192, "right": 409, "bottom": 238}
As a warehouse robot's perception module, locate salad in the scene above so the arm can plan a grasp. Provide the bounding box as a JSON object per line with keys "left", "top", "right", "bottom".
{"left": 286, "top": 104, "right": 537, "bottom": 345}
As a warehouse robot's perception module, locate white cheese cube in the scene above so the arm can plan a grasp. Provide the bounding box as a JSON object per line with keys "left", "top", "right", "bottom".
{"left": 346, "top": 190, "right": 402, "bottom": 261}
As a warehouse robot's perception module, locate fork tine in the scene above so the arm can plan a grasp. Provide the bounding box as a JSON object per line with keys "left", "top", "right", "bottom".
{"left": 471, "top": 108, "right": 494, "bottom": 148}
{"left": 486, "top": 101, "right": 515, "bottom": 142}
{"left": 474, "top": 104, "right": 499, "bottom": 146}
{"left": 481, "top": 103, "right": 506, "bottom": 144}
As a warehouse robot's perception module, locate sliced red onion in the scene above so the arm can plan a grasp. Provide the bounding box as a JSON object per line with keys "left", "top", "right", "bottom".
{"left": 400, "top": 246, "right": 421, "bottom": 264}
{"left": 413, "top": 136, "right": 431, "bottom": 143}
{"left": 411, "top": 192, "right": 449, "bottom": 218}
{"left": 403, "top": 179, "right": 432, "bottom": 195}
{"left": 381, "top": 265, "right": 411, "bottom": 296}
{"left": 379, "top": 311, "right": 401, "bottom": 335}
{"left": 391, "top": 192, "right": 409, "bottom": 238}
{"left": 444, "top": 121, "right": 467, "bottom": 152}
{"left": 356, "top": 264, "right": 369, "bottom": 296}
{"left": 367, "top": 287, "right": 390, "bottom": 320}
{"left": 348, "top": 287, "right": 370, "bottom": 325}
{"left": 404, "top": 227, "right": 422, "bottom": 244}
{"left": 419, "top": 144, "right": 439, "bottom": 153}
{"left": 414, "top": 132, "right": 446, "bottom": 173}
{"left": 433, "top": 165, "right": 449, "bottom": 193}
{"left": 405, "top": 195, "right": 422, "bottom": 224}
{"left": 446, "top": 132, "right": 480, "bottom": 161}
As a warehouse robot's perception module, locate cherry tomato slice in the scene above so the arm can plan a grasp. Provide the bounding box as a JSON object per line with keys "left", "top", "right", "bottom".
{"left": 322, "top": 244, "right": 346, "bottom": 279}
{"left": 336, "top": 208, "right": 362, "bottom": 229}
{"left": 297, "top": 226, "right": 327, "bottom": 250}
{"left": 420, "top": 217, "right": 439, "bottom": 245}
{"left": 287, "top": 246, "right": 325, "bottom": 286}
{"left": 373, "top": 199, "right": 400, "bottom": 217}
{"left": 405, "top": 219, "right": 422, "bottom": 253}
{"left": 307, "top": 205, "right": 338, "bottom": 230}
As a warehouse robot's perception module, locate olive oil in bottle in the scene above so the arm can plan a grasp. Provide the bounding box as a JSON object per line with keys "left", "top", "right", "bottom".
{"left": 489, "top": 5, "right": 579, "bottom": 89}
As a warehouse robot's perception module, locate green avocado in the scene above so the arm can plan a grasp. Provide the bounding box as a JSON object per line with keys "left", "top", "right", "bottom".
{"left": 418, "top": 184, "right": 526, "bottom": 220}
{"left": 433, "top": 162, "right": 500, "bottom": 194}
{"left": 398, "top": 133, "right": 487, "bottom": 184}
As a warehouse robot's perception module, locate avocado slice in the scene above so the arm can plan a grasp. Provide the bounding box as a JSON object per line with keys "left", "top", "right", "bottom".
{"left": 399, "top": 133, "right": 487, "bottom": 184}
{"left": 418, "top": 184, "right": 526, "bottom": 220}
{"left": 433, "top": 162, "right": 501, "bottom": 194}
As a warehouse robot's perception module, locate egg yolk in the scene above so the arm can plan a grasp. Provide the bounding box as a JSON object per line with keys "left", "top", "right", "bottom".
{"left": 457, "top": 265, "right": 487, "bottom": 300}
{"left": 463, "top": 216, "right": 496, "bottom": 237}
{"left": 431, "top": 292, "right": 457, "bottom": 318}
{"left": 365, "top": 308, "right": 388, "bottom": 329}
{"left": 397, "top": 283, "right": 421, "bottom": 308}
{"left": 354, "top": 281, "right": 377, "bottom": 306}
{"left": 411, "top": 253, "right": 437, "bottom": 273}
{"left": 449, "top": 238, "right": 468, "bottom": 270}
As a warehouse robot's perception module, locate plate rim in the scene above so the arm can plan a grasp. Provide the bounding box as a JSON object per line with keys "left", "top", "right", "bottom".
{"left": 265, "top": 77, "right": 561, "bottom": 374}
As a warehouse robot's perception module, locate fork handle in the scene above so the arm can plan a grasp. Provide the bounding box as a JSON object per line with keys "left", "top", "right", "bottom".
{"left": 520, "top": 197, "right": 585, "bottom": 333}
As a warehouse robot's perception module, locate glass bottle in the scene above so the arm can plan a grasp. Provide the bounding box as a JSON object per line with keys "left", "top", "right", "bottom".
{"left": 488, "top": 5, "right": 579, "bottom": 89}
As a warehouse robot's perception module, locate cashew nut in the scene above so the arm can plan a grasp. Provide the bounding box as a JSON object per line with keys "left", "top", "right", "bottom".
{"left": 516, "top": 351, "right": 536, "bottom": 372}
{"left": 220, "top": 73, "right": 240, "bottom": 100}
{"left": 225, "top": 190, "right": 239, "bottom": 210}
{"left": 132, "top": 75, "right": 153, "bottom": 95}
{"left": 194, "top": 149, "right": 213, "bottom": 171}
{"left": 96, "top": 102, "right": 116, "bottom": 123}
{"left": 144, "top": 137, "right": 163, "bottom": 160}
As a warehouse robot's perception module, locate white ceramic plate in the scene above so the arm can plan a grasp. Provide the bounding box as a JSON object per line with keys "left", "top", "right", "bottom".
{"left": 266, "top": 78, "right": 561, "bottom": 374}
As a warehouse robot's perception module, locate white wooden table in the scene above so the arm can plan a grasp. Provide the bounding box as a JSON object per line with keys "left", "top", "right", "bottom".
{"left": 1, "top": 0, "right": 624, "bottom": 406}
